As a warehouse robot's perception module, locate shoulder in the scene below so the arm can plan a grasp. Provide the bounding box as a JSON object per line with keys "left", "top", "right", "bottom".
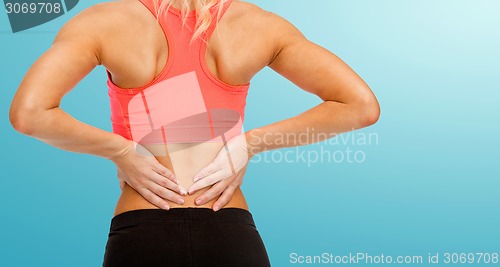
{"left": 52, "top": 0, "right": 154, "bottom": 64}
{"left": 228, "top": 1, "right": 303, "bottom": 34}
{"left": 56, "top": 0, "right": 148, "bottom": 36}
{"left": 225, "top": 1, "right": 306, "bottom": 64}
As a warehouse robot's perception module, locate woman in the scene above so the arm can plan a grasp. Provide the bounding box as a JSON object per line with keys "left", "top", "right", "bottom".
{"left": 9, "top": 0, "right": 380, "bottom": 266}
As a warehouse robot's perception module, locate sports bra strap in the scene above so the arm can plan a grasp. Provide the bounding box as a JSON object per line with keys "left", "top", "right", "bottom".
{"left": 137, "top": 0, "right": 157, "bottom": 18}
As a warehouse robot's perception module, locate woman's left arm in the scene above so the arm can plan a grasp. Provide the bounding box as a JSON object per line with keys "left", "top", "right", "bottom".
{"left": 245, "top": 16, "right": 381, "bottom": 153}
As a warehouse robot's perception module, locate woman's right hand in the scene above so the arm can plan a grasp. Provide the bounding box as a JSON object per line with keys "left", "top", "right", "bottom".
{"left": 110, "top": 140, "right": 186, "bottom": 210}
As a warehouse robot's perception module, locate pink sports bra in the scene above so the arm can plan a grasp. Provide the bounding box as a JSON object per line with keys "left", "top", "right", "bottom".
{"left": 106, "top": 0, "right": 249, "bottom": 145}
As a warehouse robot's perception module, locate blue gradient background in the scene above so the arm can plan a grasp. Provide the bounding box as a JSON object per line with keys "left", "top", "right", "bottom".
{"left": 1, "top": 0, "right": 499, "bottom": 266}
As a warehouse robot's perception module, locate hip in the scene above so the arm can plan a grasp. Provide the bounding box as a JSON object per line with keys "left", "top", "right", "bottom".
{"left": 113, "top": 183, "right": 249, "bottom": 217}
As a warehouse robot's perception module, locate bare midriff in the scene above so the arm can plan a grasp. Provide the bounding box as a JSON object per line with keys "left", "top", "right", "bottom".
{"left": 113, "top": 142, "right": 249, "bottom": 217}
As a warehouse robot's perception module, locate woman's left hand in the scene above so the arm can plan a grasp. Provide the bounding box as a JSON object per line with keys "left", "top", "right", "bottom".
{"left": 187, "top": 134, "right": 250, "bottom": 195}
{"left": 193, "top": 165, "right": 248, "bottom": 211}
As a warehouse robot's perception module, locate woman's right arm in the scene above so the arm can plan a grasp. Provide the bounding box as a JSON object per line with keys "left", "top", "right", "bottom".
{"left": 9, "top": 4, "right": 185, "bottom": 209}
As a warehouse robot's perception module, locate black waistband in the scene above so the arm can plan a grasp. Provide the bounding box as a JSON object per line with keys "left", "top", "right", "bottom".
{"left": 109, "top": 207, "right": 254, "bottom": 230}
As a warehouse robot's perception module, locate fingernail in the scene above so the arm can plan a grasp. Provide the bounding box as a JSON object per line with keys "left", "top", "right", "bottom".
{"left": 178, "top": 198, "right": 184, "bottom": 205}
{"left": 213, "top": 205, "right": 220, "bottom": 212}
{"left": 179, "top": 186, "right": 187, "bottom": 196}
{"left": 195, "top": 198, "right": 202, "bottom": 205}
{"left": 163, "top": 204, "right": 170, "bottom": 210}
{"left": 193, "top": 176, "right": 199, "bottom": 182}
{"left": 188, "top": 189, "right": 194, "bottom": 195}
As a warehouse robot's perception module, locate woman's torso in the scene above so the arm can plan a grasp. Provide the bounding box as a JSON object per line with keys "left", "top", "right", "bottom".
{"left": 114, "top": 142, "right": 249, "bottom": 215}
{"left": 98, "top": 0, "right": 277, "bottom": 216}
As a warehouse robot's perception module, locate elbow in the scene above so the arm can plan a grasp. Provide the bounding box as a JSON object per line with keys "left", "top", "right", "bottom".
{"left": 363, "top": 100, "right": 380, "bottom": 127}
{"left": 9, "top": 105, "right": 38, "bottom": 136}
{"left": 356, "top": 95, "right": 380, "bottom": 128}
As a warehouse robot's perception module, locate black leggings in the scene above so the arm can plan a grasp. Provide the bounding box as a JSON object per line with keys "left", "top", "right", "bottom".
{"left": 102, "top": 207, "right": 271, "bottom": 267}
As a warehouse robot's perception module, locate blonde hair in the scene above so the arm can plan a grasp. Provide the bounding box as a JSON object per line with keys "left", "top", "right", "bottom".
{"left": 152, "top": 0, "right": 228, "bottom": 43}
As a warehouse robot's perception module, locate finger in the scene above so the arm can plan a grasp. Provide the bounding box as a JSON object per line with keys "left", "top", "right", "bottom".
{"left": 117, "top": 168, "right": 124, "bottom": 179}
{"left": 230, "top": 169, "right": 246, "bottom": 187}
{"left": 136, "top": 187, "right": 171, "bottom": 210}
{"left": 194, "top": 179, "right": 229, "bottom": 206}
{"left": 117, "top": 169, "right": 126, "bottom": 190}
{"left": 188, "top": 169, "right": 225, "bottom": 195}
{"left": 119, "top": 179, "right": 126, "bottom": 191}
{"left": 213, "top": 185, "right": 239, "bottom": 212}
{"left": 193, "top": 162, "right": 220, "bottom": 182}
{"left": 153, "top": 163, "right": 178, "bottom": 184}
{"left": 150, "top": 170, "right": 185, "bottom": 195}
{"left": 146, "top": 180, "right": 185, "bottom": 205}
